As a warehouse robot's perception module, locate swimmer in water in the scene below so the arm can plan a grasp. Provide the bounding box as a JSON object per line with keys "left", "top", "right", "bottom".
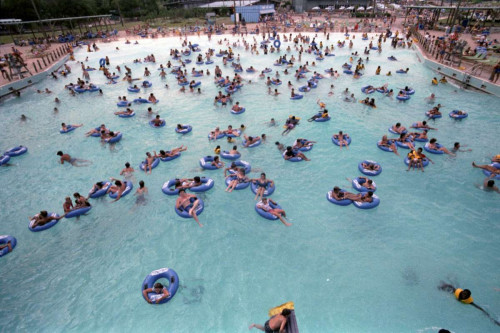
{"left": 472, "top": 162, "right": 500, "bottom": 178}
{"left": 120, "top": 162, "right": 135, "bottom": 178}
{"left": 143, "top": 282, "right": 170, "bottom": 304}
{"left": 475, "top": 179, "right": 500, "bottom": 193}
{"left": 451, "top": 142, "right": 472, "bottom": 153}
{"left": 57, "top": 151, "right": 92, "bottom": 167}
{"left": 134, "top": 180, "right": 148, "bottom": 205}
{"left": 438, "top": 282, "right": 500, "bottom": 326}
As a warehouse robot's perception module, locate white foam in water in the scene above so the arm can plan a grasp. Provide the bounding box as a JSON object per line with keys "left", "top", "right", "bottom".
{"left": 0, "top": 34, "right": 498, "bottom": 331}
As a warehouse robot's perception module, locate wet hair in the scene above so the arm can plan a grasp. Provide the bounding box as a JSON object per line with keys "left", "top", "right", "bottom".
{"left": 275, "top": 142, "right": 280, "bottom": 145}
{"left": 261, "top": 173, "right": 266, "bottom": 177}
{"left": 154, "top": 282, "right": 163, "bottom": 289}
{"left": 459, "top": 289, "right": 471, "bottom": 300}
{"left": 194, "top": 176, "right": 201, "bottom": 182}
{"left": 454, "top": 142, "right": 459, "bottom": 147}
{"left": 73, "top": 193, "right": 81, "bottom": 198}
{"left": 57, "top": 151, "right": 63, "bottom": 156}
{"left": 487, "top": 180, "right": 495, "bottom": 187}
{"left": 40, "top": 210, "right": 48, "bottom": 217}
{"left": 115, "top": 180, "right": 122, "bottom": 186}
{"left": 429, "top": 138, "right": 437, "bottom": 143}
{"left": 282, "top": 309, "right": 291, "bottom": 316}
{"left": 438, "top": 330, "right": 451, "bottom": 333}
{"left": 367, "top": 191, "right": 374, "bottom": 197}
{"left": 139, "top": 180, "right": 145, "bottom": 188}
{"left": 178, "top": 189, "right": 186, "bottom": 193}
{"left": 155, "top": 115, "right": 160, "bottom": 119}
{"left": 125, "top": 162, "right": 130, "bottom": 167}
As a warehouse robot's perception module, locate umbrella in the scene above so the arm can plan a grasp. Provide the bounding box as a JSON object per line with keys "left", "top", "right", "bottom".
{"left": 325, "top": 6, "right": 334, "bottom": 10}
{"left": 347, "top": 6, "right": 354, "bottom": 10}
{"left": 366, "top": 6, "right": 373, "bottom": 10}
{"left": 339, "top": 6, "right": 345, "bottom": 10}
{"left": 311, "top": 6, "right": 320, "bottom": 10}
{"left": 358, "top": 6, "right": 365, "bottom": 10}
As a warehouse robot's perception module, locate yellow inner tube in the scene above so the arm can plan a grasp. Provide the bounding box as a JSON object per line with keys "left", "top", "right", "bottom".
{"left": 269, "top": 301, "right": 294, "bottom": 317}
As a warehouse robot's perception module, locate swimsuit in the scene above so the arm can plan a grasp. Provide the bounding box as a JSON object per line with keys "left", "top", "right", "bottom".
{"left": 264, "top": 320, "right": 275, "bottom": 333}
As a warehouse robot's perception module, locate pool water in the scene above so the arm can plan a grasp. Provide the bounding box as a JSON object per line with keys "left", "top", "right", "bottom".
{"left": 0, "top": 34, "right": 499, "bottom": 332}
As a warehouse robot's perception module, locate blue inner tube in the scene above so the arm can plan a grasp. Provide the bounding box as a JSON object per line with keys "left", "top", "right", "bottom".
{"left": 426, "top": 112, "right": 442, "bottom": 119}
{"left": 105, "top": 133, "right": 122, "bottom": 144}
{"left": 109, "top": 181, "right": 133, "bottom": 199}
{"left": 149, "top": 120, "right": 166, "bottom": 128}
{"left": 352, "top": 177, "right": 377, "bottom": 192}
{"left": 424, "top": 143, "right": 444, "bottom": 154}
{"left": 271, "top": 80, "right": 282, "bottom": 85}
{"left": 142, "top": 81, "right": 152, "bottom": 88}
{"left": 395, "top": 140, "right": 412, "bottom": 149}
{"left": 190, "top": 178, "right": 214, "bottom": 192}
{"left": 175, "top": 125, "right": 192, "bottom": 134}
{"left": 162, "top": 179, "right": 180, "bottom": 196}
{"left": 5, "top": 146, "right": 28, "bottom": 156}
{"left": 298, "top": 86, "right": 311, "bottom": 93}
{"left": 99, "top": 58, "right": 106, "bottom": 67}
{"left": 449, "top": 110, "right": 468, "bottom": 119}
{"left": 343, "top": 70, "right": 353, "bottom": 75}
{"left": 133, "top": 98, "right": 152, "bottom": 104}
{"left": 314, "top": 114, "right": 330, "bottom": 122}
{"left": 273, "top": 40, "right": 281, "bottom": 48}
{"left": 65, "top": 206, "right": 92, "bottom": 219}
{"left": 220, "top": 151, "right": 241, "bottom": 160}
{"left": 282, "top": 151, "right": 302, "bottom": 162}
{"left": 246, "top": 68, "right": 256, "bottom": 73}
{"left": 73, "top": 87, "right": 87, "bottom": 93}
{"left": 88, "top": 181, "right": 111, "bottom": 199}
{"left": 396, "top": 95, "right": 410, "bottom": 101}
{"left": 142, "top": 268, "right": 179, "bottom": 304}
{"left": 208, "top": 132, "right": 226, "bottom": 140}
{"left": 230, "top": 107, "right": 245, "bottom": 115}
{"left": 242, "top": 139, "right": 261, "bottom": 148}
{"left": 290, "top": 94, "right": 303, "bottom": 100}
{"left": 482, "top": 163, "right": 500, "bottom": 180}
{"left": 225, "top": 175, "right": 250, "bottom": 190}
{"left": 332, "top": 135, "right": 351, "bottom": 146}
{"left": 255, "top": 201, "right": 281, "bottom": 220}
{"left": 0, "top": 235, "right": 16, "bottom": 257}
{"left": 388, "top": 127, "right": 407, "bottom": 135}
{"left": 140, "top": 158, "right": 160, "bottom": 171}
{"left": 404, "top": 156, "right": 430, "bottom": 167}
{"left": 358, "top": 160, "right": 382, "bottom": 176}
{"left": 263, "top": 68, "right": 272, "bottom": 73}
{"left": 405, "top": 89, "right": 415, "bottom": 95}
{"left": 175, "top": 197, "right": 204, "bottom": 218}
{"left": 361, "top": 86, "right": 375, "bottom": 94}
{"left": 117, "top": 101, "right": 130, "bottom": 107}
{"left": 205, "top": 60, "right": 214, "bottom": 65}
{"left": 0, "top": 154, "right": 10, "bottom": 165}
{"left": 228, "top": 160, "right": 251, "bottom": 175}
{"left": 196, "top": 61, "right": 204, "bottom": 65}
{"left": 160, "top": 152, "right": 180, "bottom": 162}
{"left": 353, "top": 195, "right": 380, "bottom": 209}
{"left": 190, "top": 81, "right": 201, "bottom": 87}
{"left": 29, "top": 213, "right": 60, "bottom": 232}
{"left": 342, "top": 64, "right": 352, "bottom": 69}
{"left": 377, "top": 140, "right": 395, "bottom": 152}
{"left": 60, "top": 125, "right": 76, "bottom": 134}
{"left": 199, "top": 156, "right": 223, "bottom": 170}
{"left": 178, "top": 81, "right": 189, "bottom": 86}
{"left": 396, "top": 70, "right": 407, "bottom": 74}
{"left": 118, "top": 112, "right": 135, "bottom": 118}
{"left": 226, "top": 129, "right": 241, "bottom": 138}
{"left": 250, "top": 181, "right": 275, "bottom": 197}
{"left": 326, "top": 190, "right": 352, "bottom": 206}
{"left": 128, "top": 87, "right": 140, "bottom": 93}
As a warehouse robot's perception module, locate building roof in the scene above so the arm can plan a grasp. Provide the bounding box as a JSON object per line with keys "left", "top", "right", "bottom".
{"left": 197, "top": 0, "right": 258, "bottom": 8}
{"left": 405, "top": 5, "right": 499, "bottom": 10}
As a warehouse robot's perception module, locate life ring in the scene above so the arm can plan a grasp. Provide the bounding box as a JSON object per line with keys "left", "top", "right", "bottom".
{"left": 199, "top": 156, "right": 223, "bottom": 170}
{"left": 162, "top": 179, "right": 181, "bottom": 196}
{"left": 371, "top": 47, "right": 378, "bottom": 50}
{"left": 207, "top": 133, "right": 226, "bottom": 140}
{"left": 29, "top": 212, "right": 60, "bottom": 232}
{"left": 331, "top": 135, "right": 351, "bottom": 146}
{"left": 358, "top": 160, "right": 382, "bottom": 176}
{"left": 5, "top": 146, "right": 28, "bottom": 157}
{"left": 133, "top": 98, "right": 153, "bottom": 104}
{"left": 65, "top": 206, "right": 92, "bottom": 219}
{"left": 225, "top": 129, "right": 241, "bottom": 138}
{"left": 396, "top": 140, "right": 412, "bottom": 149}
{"left": 263, "top": 68, "right": 272, "bottom": 73}
{"left": 426, "top": 111, "right": 442, "bottom": 119}
{"left": 246, "top": 68, "right": 256, "bottom": 73}
{"left": 60, "top": 125, "right": 76, "bottom": 134}
{"left": 388, "top": 127, "right": 407, "bottom": 135}
{"left": 282, "top": 151, "right": 302, "bottom": 162}
{"left": 387, "top": 56, "right": 397, "bottom": 61}
{"left": 314, "top": 114, "right": 330, "bottom": 122}
{"left": 0, "top": 235, "right": 16, "bottom": 257}
{"left": 230, "top": 108, "right": 245, "bottom": 115}
{"left": 424, "top": 143, "right": 444, "bottom": 154}
{"left": 273, "top": 40, "right": 281, "bottom": 48}
{"left": 290, "top": 94, "right": 303, "bottom": 100}
{"left": 105, "top": 133, "right": 123, "bottom": 143}
{"left": 73, "top": 87, "right": 87, "bottom": 93}
{"left": 377, "top": 140, "right": 395, "bottom": 152}
{"left": 255, "top": 200, "right": 281, "bottom": 220}
{"left": 242, "top": 138, "right": 261, "bottom": 148}
{"left": 482, "top": 163, "right": 500, "bottom": 180}
{"left": 90, "top": 127, "right": 102, "bottom": 137}
{"left": 298, "top": 86, "right": 311, "bottom": 93}
{"left": 353, "top": 195, "right": 380, "bottom": 209}
{"left": 405, "top": 89, "right": 415, "bottom": 95}
{"left": 342, "top": 64, "right": 352, "bottom": 69}
{"left": 175, "top": 125, "right": 192, "bottom": 134}
{"left": 108, "top": 181, "right": 133, "bottom": 199}
{"left": 343, "top": 69, "right": 353, "bottom": 75}
{"left": 88, "top": 181, "right": 111, "bottom": 199}
{"left": 220, "top": 151, "right": 241, "bottom": 160}
{"left": 250, "top": 181, "right": 275, "bottom": 197}
{"left": 117, "top": 101, "right": 130, "bottom": 107}
{"left": 139, "top": 158, "right": 160, "bottom": 171}
{"left": 326, "top": 190, "right": 352, "bottom": 206}
{"left": 404, "top": 156, "right": 430, "bottom": 167}
{"left": 0, "top": 154, "right": 10, "bottom": 166}
{"left": 159, "top": 152, "right": 180, "bottom": 162}
{"left": 361, "top": 86, "right": 375, "bottom": 94}
{"left": 228, "top": 160, "right": 251, "bottom": 175}
{"left": 142, "top": 268, "right": 179, "bottom": 304}
{"left": 271, "top": 80, "right": 282, "bottom": 86}
{"left": 118, "top": 112, "right": 135, "bottom": 118}
{"left": 234, "top": 68, "right": 243, "bottom": 73}
{"left": 175, "top": 196, "right": 204, "bottom": 218}
{"left": 449, "top": 110, "right": 468, "bottom": 119}
{"left": 396, "top": 95, "right": 410, "bottom": 101}
{"left": 307, "top": 81, "right": 318, "bottom": 88}
{"left": 205, "top": 60, "right": 214, "bottom": 65}
{"left": 190, "top": 81, "right": 201, "bottom": 87}
{"left": 315, "top": 56, "right": 324, "bottom": 61}
{"left": 225, "top": 86, "right": 238, "bottom": 94}
{"left": 225, "top": 175, "right": 250, "bottom": 190}
{"left": 142, "top": 81, "right": 152, "bottom": 88}
{"left": 99, "top": 58, "right": 106, "bottom": 67}
{"left": 190, "top": 177, "right": 215, "bottom": 192}
{"left": 149, "top": 119, "right": 166, "bottom": 128}
{"left": 178, "top": 81, "right": 189, "bottom": 86}
{"left": 352, "top": 177, "right": 377, "bottom": 192}
{"left": 195, "top": 61, "right": 204, "bottom": 66}
{"left": 127, "top": 86, "right": 140, "bottom": 93}
{"left": 396, "top": 70, "right": 407, "bottom": 74}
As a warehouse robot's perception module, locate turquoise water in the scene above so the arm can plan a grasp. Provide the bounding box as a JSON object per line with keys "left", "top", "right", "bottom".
{"left": 0, "top": 34, "right": 499, "bottom": 332}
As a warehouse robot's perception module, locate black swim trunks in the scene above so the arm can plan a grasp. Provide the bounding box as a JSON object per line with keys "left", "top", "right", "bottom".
{"left": 264, "top": 320, "right": 275, "bottom": 333}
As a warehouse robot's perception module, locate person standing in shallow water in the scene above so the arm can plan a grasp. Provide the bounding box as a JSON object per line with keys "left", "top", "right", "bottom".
{"left": 249, "top": 308, "right": 292, "bottom": 332}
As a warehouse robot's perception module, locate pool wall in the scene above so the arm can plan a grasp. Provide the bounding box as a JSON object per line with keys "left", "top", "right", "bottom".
{"left": 0, "top": 54, "right": 69, "bottom": 99}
